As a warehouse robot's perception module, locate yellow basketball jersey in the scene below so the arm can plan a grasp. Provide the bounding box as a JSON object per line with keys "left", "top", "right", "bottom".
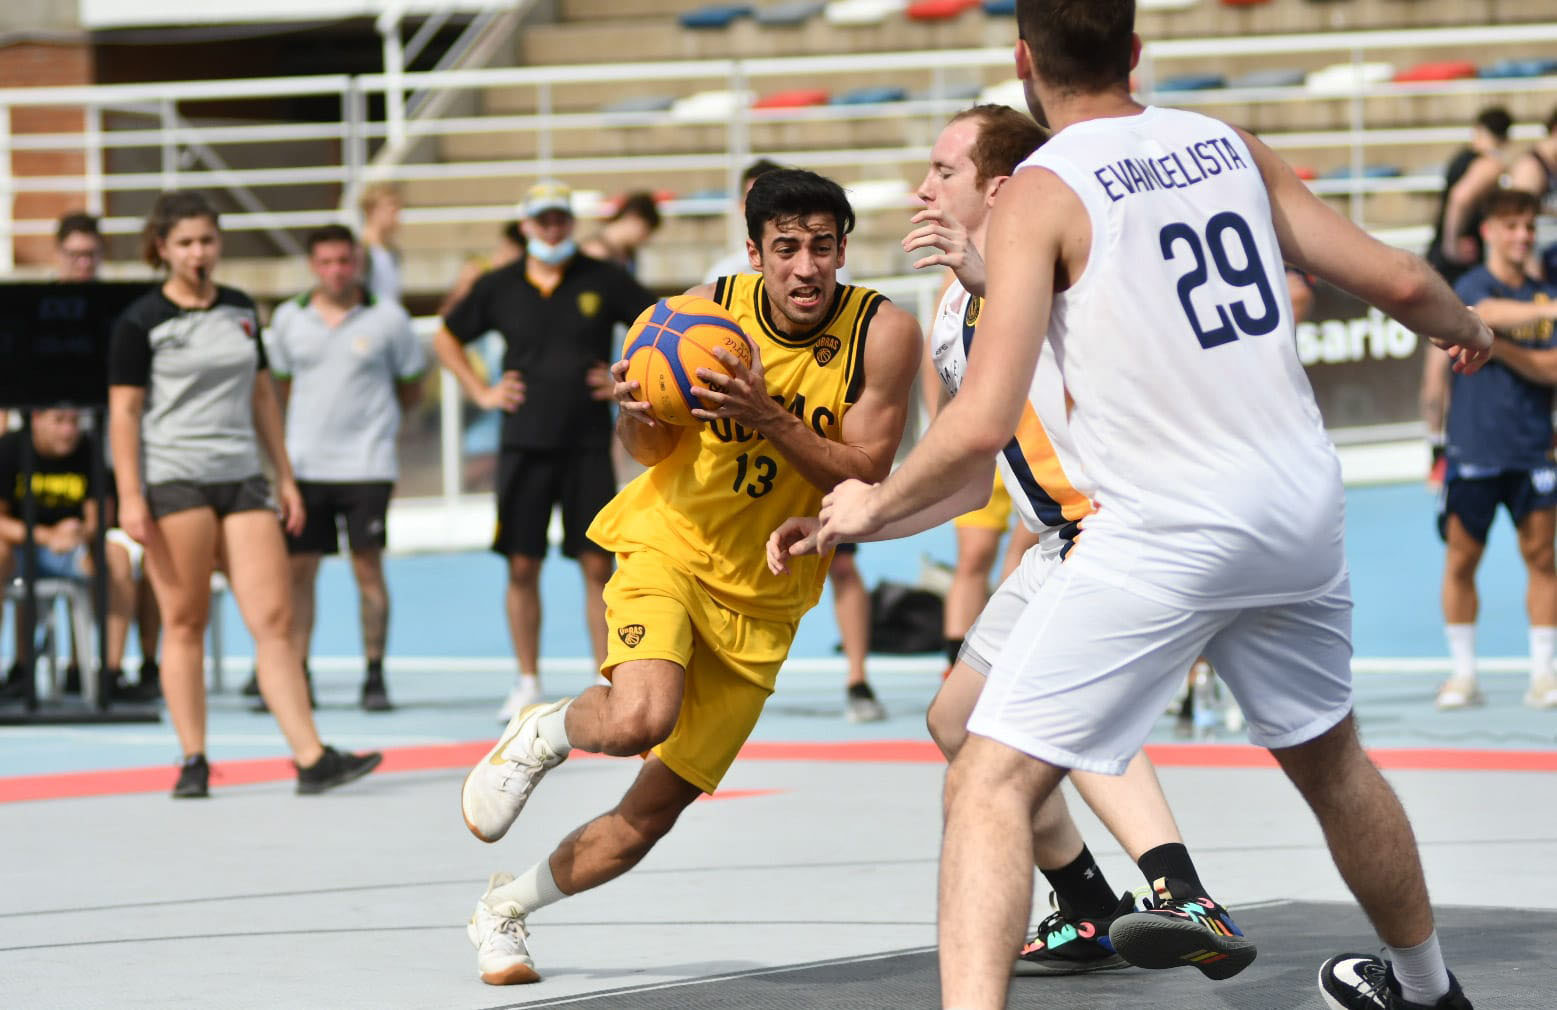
{"left": 588, "top": 273, "right": 884, "bottom": 622}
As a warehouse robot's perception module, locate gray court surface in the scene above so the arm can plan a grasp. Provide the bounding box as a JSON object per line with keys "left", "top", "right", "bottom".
{"left": 496, "top": 903, "right": 1556, "bottom": 1009}
{"left": 2, "top": 746, "right": 1554, "bottom": 1010}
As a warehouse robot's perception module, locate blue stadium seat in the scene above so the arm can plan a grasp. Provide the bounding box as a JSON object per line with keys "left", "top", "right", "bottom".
{"left": 982, "top": 0, "right": 1016, "bottom": 15}
{"left": 679, "top": 4, "right": 755, "bottom": 29}
{"left": 1320, "top": 164, "right": 1403, "bottom": 180}
{"left": 755, "top": 1, "right": 826, "bottom": 25}
{"left": 1479, "top": 58, "right": 1557, "bottom": 79}
{"left": 1229, "top": 68, "right": 1306, "bottom": 88}
{"left": 1155, "top": 72, "right": 1227, "bottom": 92}
{"left": 599, "top": 94, "right": 677, "bottom": 114}
{"left": 831, "top": 85, "right": 910, "bottom": 105}
{"left": 910, "top": 82, "right": 984, "bottom": 101}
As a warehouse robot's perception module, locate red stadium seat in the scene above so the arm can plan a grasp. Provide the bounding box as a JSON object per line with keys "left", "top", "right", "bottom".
{"left": 753, "top": 88, "right": 831, "bottom": 109}
{"left": 906, "top": 0, "right": 980, "bottom": 21}
{"left": 1392, "top": 61, "right": 1478, "bottom": 83}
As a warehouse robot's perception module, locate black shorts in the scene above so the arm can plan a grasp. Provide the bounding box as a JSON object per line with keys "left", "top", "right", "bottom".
{"left": 287, "top": 481, "right": 393, "bottom": 555}
{"left": 494, "top": 448, "right": 615, "bottom": 559}
{"left": 1438, "top": 467, "right": 1557, "bottom": 543}
{"left": 146, "top": 476, "right": 273, "bottom": 520}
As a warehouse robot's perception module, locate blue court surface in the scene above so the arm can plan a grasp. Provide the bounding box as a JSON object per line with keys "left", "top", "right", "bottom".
{"left": 1, "top": 480, "right": 1554, "bottom": 1008}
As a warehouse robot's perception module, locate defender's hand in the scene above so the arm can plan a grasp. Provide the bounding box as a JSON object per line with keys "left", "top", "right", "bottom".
{"left": 816, "top": 479, "right": 881, "bottom": 554}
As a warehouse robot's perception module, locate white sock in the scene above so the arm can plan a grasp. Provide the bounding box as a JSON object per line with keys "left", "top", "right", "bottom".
{"left": 1529, "top": 626, "right": 1555, "bottom": 681}
{"left": 487, "top": 858, "right": 566, "bottom": 917}
{"left": 1387, "top": 931, "right": 1450, "bottom": 1006}
{"left": 1444, "top": 624, "right": 1476, "bottom": 683}
{"left": 536, "top": 699, "right": 572, "bottom": 757}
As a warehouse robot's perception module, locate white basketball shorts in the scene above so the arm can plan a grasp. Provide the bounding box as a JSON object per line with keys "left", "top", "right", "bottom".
{"left": 964, "top": 559, "right": 1354, "bottom": 775}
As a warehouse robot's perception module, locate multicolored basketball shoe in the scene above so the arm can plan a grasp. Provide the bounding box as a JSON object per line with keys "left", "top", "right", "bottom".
{"left": 1013, "top": 890, "right": 1136, "bottom": 976}
{"left": 1106, "top": 877, "right": 1257, "bottom": 980}
{"left": 1318, "top": 953, "right": 1474, "bottom": 1010}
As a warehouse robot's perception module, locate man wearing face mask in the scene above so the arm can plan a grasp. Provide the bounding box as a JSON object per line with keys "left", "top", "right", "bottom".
{"left": 434, "top": 180, "right": 657, "bottom": 720}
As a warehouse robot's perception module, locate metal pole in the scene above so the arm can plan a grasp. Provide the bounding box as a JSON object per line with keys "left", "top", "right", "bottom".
{"left": 91, "top": 405, "right": 110, "bottom": 712}
{"left": 0, "top": 104, "right": 13, "bottom": 273}
{"left": 440, "top": 370, "right": 460, "bottom": 505}
{"left": 85, "top": 105, "right": 104, "bottom": 217}
{"left": 344, "top": 78, "right": 367, "bottom": 223}
{"left": 382, "top": 12, "right": 407, "bottom": 154}
{"left": 17, "top": 415, "right": 39, "bottom": 713}
{"left": 1348, "top": 45, "right": 1366, "bottom": 227}
{"left": 159, "top": 98, "right": 178, "bottom": 191}
{"left": 726, "top": 61, "right": 750, "bottom": 255}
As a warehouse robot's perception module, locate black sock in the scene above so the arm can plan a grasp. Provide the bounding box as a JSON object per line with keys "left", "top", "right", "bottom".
{"left": 366, "top": 658, "right": 384, "bottom": 680}
{"left": 1136, "top": 842, "right": 1208, "bottom": 900}
{"left": 1040, "top": 844, "right": 1118, "bottom": 920}
{"left": 847, "top": 681, "right": 875, "bottom": 700}
{"left": 944, "top": 637, "right": 963, "bottom": 666}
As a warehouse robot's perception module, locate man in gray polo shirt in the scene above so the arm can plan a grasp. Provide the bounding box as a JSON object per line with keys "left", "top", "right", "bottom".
{"left": 266, "top": 225, "right": 426, "bottom": 710}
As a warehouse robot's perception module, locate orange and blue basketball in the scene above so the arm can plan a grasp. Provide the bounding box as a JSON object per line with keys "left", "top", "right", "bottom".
{"left": 623, "top": 295, "right": 753, "bottom": 426}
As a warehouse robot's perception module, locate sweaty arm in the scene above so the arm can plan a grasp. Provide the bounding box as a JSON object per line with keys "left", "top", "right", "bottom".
{"left": 764, "top": 301, "right": 922, "bottom": 491}
{"left": 1242, "top": 128, "right": 1489, "bottom": 360}
{"left": 866, "top": 169, "right": 1071, "bottom": 529}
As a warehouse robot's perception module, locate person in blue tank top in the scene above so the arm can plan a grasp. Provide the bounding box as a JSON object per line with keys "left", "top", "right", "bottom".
{"left": 1426, "top": 188, "right": 1557, "bottom": 711}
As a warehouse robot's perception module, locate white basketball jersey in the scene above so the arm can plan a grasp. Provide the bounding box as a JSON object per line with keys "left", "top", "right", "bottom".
{"left": 930, "top": 278, "right": 1093, "bottom": 561}
{"left": 1018, "top": 106, "right": 1345, "bottom": 607}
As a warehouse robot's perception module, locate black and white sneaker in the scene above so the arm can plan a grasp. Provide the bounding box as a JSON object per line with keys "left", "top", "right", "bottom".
{"left": 295, "top": 746, "right": 382, "bottom": 795}
{"left": 361, "top": 675, "right": 393, "bottom": 712}
{"left": 1318, "top": 953, "right": 1473, "bottom": 1010}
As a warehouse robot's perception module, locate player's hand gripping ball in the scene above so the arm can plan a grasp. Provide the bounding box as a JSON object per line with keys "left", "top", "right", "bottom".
{"left": 623, "top": 295, "right": 753, "bottom": 426}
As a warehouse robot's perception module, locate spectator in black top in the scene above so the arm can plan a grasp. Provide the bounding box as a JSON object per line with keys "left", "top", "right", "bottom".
{"left": 580, "top": 191, "right": 663, "bottom": 275}
{"left": 0, "top": 408, "right": 137, "bottom": 695}
{"left": 434, "top": 179, "right": 656, "bottom": 721}
{"left": 1431, "top": 106, "right": 1513, "bottom": 285}
{"left": 107, "top": 190, "right": 381, "bottom": 799}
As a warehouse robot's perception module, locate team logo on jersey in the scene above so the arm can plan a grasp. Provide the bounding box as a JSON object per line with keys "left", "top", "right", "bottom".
{"left": 1534, "top": 468, "right": 1556, "bottom": 495}
{"left": 578, "top": 291, "right": 602, "bottom": 318}
{"left": 617, "top": 624, "right": 646, "bottom": 647}
{"left": 812, "top": 334, "right": 841, "bottom": 365}
{"left": 963, "top": 296, "right": 982, "bottom": 329}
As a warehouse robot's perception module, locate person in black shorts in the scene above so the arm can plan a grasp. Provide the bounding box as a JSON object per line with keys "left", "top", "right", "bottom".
{"left": 107, "top": 190, "right": 381, "bottom": 798}
{"left": 1423, "top": 188, "right": 1557, "bottom": 711}
{"left": 433, "top": 180, "right": 656, "bottom": 720}
{"left": 266, "top": 225, "right": 426, "bottom": 711}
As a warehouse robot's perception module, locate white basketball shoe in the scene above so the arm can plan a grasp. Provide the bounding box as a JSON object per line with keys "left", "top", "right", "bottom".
{"left": 462, "top": 697, "right": 571, "bottom": 843}
{"left": 468, "top": 872, "right": 540, "bottom": 985}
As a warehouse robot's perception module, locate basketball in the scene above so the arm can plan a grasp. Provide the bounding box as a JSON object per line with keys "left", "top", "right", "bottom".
{"left": 623, "top": 295, "right": 754, "bottom": 426}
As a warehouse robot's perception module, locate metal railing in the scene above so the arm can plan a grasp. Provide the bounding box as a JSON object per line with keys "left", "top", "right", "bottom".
{"left": 2, "top": 22, "right": 1557, "bottom": 269}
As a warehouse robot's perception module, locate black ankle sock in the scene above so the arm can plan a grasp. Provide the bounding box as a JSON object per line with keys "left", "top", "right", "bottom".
{"left": 847, "top": 681, "right": 875, "bottom": 700}
{"left": 1040, "top": 844, "right": 1118, "bottom": 920}
{"left": 366, "top": 658, "right": 384, "bottom": 679}
{"left": 1137, "top": 842, "right": 1208, "bottom": 899}
{"left": 944, "top": 637, "right": 963, "bottom": 666}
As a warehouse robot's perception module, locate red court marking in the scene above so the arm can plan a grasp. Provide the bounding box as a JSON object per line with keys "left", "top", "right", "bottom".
{"left": 698, "top": 788, "right": 785, "bottom": 802}
{"left": 2, "top": 739, "right": 1551, "bottom": 805}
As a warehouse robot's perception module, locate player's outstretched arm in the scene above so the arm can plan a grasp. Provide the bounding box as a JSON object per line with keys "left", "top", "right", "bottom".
{"left": 820, "top": 169, "right": 1069, "bottom": 549}
{"left": 1240, "top": 128, "right": 1491, "bottom": 372}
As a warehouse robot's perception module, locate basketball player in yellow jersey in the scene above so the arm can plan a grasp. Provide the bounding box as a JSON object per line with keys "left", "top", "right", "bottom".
{"left": 457, "top": 168, "right": 923, "bottom": 986}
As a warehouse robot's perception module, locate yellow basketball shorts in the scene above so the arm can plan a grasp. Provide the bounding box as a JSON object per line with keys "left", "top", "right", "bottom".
{"left": 954, "top": 473, "right": 1013, "bottom": 531}
{"left": 600, "top": 548, "right": 797, "bottom": 793}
